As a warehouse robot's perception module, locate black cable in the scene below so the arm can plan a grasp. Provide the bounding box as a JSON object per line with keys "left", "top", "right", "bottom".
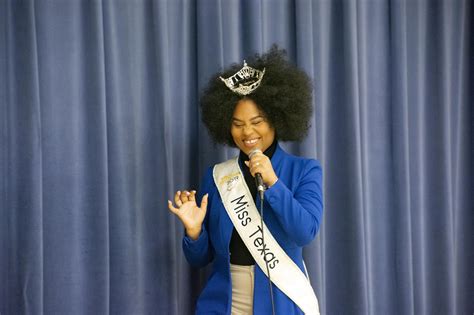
{"left": 260, "top": 196, "right": 276, "bottom": 315}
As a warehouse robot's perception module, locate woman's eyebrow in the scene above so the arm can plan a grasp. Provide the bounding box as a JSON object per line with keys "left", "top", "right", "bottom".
{"left": 232, "top": 116, "right": 263, "bottom": 122}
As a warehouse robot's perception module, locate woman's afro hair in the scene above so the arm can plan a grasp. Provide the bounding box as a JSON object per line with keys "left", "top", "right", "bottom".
{"left": 200, "top": 45, "right": 313, "bottom": 146}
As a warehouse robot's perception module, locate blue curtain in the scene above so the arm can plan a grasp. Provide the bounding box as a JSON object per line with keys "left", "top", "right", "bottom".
{"left": 1, "top": 0, "right": 472, "bottom": 314}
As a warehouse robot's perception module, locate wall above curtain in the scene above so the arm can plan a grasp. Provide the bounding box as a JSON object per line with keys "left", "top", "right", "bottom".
{"left": 1, "top": 0, "right": 472, "bottom": 314}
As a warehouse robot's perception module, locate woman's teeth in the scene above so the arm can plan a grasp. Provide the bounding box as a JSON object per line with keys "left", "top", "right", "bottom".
{"left": 244, "top": 139, "right": 258, "bottom": 145}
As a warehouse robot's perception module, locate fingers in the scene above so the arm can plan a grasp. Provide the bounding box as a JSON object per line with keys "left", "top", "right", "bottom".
{"left": 245, "top": 159, "right": 265, "bottom": 177}
{"left": 244, "top": 160, "right": 258, "bottom": 175}
{"left": 172, "top": 190, "right": 196, "bottom": 208}
{"left": 174, "top": 191, "right": 183, "bottom": 207}
{"left": 180, "top": 190, "right": 191, "bottom": 204}
{"left": 248, "top": 153, "right": 266, "bottom": 167}
{"left": 245, "top": 156, "right": 277, "bottom": 186}
{"left": 188, "top": 190, "right": 196, "bottom": 202}
{"left": 167, "top": 200, "right": 179, "bottom": 214}
{"left": 200, "top": 193, "right": 209, "bottom": 211}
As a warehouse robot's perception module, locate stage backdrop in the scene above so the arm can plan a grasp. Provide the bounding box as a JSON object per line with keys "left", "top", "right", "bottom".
{"left": 1, "top": 0, "right": 472, "bottom": 314}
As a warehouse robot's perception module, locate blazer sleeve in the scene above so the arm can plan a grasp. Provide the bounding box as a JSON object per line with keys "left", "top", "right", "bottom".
{"left": 182, "top": 167, "right": 215, "bottom": 268}
{"left": 264, "top": 159, "right": 323, "bottom": 246}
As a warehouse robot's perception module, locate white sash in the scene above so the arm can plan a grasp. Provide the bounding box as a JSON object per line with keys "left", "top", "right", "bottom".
{"left": 213, "top": 157, "right": 320, "bottom": 315}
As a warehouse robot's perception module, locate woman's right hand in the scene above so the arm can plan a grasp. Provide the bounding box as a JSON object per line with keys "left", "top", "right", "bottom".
{"left": 168, "top": 190, "right": 209, "bottom": 240}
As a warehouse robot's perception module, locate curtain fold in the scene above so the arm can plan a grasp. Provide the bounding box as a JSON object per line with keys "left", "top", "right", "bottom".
{"left": 1, "top": 0, "right": 472, "bottom": 314}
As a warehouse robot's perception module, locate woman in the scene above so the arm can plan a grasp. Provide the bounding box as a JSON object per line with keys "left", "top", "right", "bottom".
{"left": 168, "top": 46, "right": 323, "bottom": 315}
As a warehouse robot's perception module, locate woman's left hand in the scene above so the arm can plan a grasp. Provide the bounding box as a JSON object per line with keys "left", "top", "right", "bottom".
{"left": 245, "top": 151, "right": 278, "bottom": 187}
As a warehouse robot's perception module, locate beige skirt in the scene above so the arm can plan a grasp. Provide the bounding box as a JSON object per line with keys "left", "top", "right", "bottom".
{"left": 230, "top": 264, "right": 255, "bottom": 315}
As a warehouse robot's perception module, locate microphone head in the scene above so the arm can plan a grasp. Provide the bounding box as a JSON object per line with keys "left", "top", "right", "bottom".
{"left": 248, "top": 149, "right": 262, "bottom": 159}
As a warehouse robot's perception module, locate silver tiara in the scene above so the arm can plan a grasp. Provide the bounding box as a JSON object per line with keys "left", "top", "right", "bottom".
{"left": 219, "top": 61, "right": 265, "bottom": 95}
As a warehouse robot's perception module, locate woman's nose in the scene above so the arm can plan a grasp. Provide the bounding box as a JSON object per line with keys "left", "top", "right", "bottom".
{"left": 242, "top": 125, "right": 253, "bottom": 135}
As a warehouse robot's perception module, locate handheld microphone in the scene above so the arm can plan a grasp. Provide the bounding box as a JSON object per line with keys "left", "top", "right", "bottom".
{"left": 248, "top": 148, "right": 275, "bottom": 315}
{"left": 248, "top": 149, "right": 265, "bottom": 200}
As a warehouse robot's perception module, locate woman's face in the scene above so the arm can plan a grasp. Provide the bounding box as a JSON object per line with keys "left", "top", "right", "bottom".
{"left": 231, "top": 99, "right": 275, "bottom": 155}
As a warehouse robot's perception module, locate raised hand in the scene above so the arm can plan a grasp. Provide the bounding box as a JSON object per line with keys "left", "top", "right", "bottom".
{"left": 168, "top": 190, "right": 208, "bottom": 240}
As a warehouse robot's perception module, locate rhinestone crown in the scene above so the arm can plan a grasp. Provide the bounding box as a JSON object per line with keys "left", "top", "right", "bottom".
{"left": 219, "top": 61, "right": 265, "bottom": 95}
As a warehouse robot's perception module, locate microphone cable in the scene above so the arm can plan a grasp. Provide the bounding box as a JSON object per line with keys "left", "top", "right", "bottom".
{"left": 259, "top": 194, "right": 276, "bottom": 315}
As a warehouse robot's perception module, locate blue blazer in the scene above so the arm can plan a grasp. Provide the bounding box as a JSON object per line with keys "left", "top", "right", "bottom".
{"left": 183, "top": 145, "right": 323, "bottom": 314}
